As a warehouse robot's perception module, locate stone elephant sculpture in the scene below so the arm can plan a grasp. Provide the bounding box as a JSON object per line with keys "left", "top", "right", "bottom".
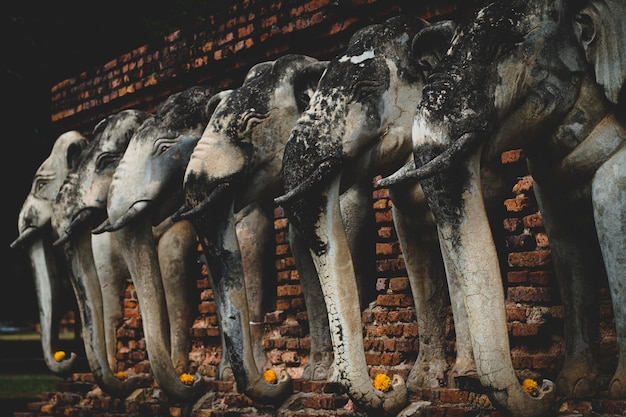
{"left": 93, "top": 86, "right": 220, "bottom": 403}
{"left": 174, "top": 54, "right": 366, "bottom": 405}
{"left": 377, "top": 0, "right": 625, "bottom": 415}
{"left": 10, "top": 130, "right": 88, "bottom": 377}
{"left": 51, "top": 109, "right": 153, "bottom": 397}
{"left": 275, "top": 15, "right": 471, "bottom": 416}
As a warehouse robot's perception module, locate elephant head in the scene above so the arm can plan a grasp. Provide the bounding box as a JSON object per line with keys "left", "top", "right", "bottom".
{"left": 10, "top": 130, "right": 87, "bottom": 378}
{"left": 99, "top": 86, "right": 217, "bottom": 403}
{"left": 274, "top": 15, "right": 460, "bottom": 416}
{"left": 568, "top": 0, "right": 625, "bottom": 105}
{"left": 378, "top": 0, "right": 625, "bottom": 415}
{"left": 175, "top": 54, "right": 329, "bottom": 405}
{"left": 51, "top": 109, "right": 152, "bottom": 397}
{"left": 53, "top": 110, "right": 151, "bottom": 245}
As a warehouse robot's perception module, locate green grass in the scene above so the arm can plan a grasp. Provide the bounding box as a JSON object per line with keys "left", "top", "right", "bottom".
{"left": 0, "top": 330, "right": 76, "bottom": 342}
{"left": 0, "top": 373, "right": 63, "bottom": 399}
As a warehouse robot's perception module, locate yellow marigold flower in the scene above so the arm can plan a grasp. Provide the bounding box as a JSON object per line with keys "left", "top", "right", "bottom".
{"left": 522, "top": 378, "right": 539, "bottom": 397}
{"left": 263, "top": 369, "right": 278, "bottom": 384}
{"left": 54, "top": 351, "right": 66, "bottom": 362}
{"left": 116, "top": 371, "right": 128, "bottom": 381}
{"left": 373, "top": 373, "right": 392, "bottom": 392}
{"left": 179, "top": 373, "right": 195, "bottom": 385}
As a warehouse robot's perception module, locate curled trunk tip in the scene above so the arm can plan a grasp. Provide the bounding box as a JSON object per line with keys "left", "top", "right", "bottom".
{"left": 93, "top": 370, "right": 152, "bottom": 398}
{"left": 491, "top": 379, "right": 556, "bottom": 417}
{"left": 349, "top": 374, "right": 409, "bottom": 417}
{"left": 161, "top": 374, "right": 208, "bottom": 402}
{"left": 244, "top": 371, "right": 293, "bottom": 405}
{"left": 45, "top": 351, "right": 77, "bottom": 377}
{"left": 382, "top": 375, "right": 409, "bottom": 417}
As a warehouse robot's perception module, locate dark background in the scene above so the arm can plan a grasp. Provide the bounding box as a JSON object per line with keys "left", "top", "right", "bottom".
{"left": 1, "top": 0, "right": 220, "bottom": 327}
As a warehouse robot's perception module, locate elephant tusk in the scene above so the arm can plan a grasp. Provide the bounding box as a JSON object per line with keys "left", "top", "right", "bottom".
{"left": 53, "top": 209, "right": 95, "bottom": 246}
{"left": 10, "top": 227, "right": 39, "bottom": 249}
{"left": 91, "top": 218, "right": 111, "bottom": 235}
{"left": 101, "top": 201, "right": 151, "bottom": 232}
{"left": 375, "top": 159, "right": 415, "bottom": 188}
{"left": 173, "top": 182, "right": 230, "bottom": 221}
{"left": 376, "top": 131, "right": 482, "bottom": 187}
{"left": 170, "top": 205, "right": 188, "bottom": 222}
{"left": 274, "top": 159, "right": 338, "bottom": 205}
{"left": 52, "top": 233, "right": 70, "bottom": 247}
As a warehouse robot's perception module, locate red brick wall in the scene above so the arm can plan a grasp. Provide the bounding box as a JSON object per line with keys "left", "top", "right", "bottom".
{"left": 49, "top": 0, "right": 462, "bottom": 134}
{"left": 499, "top": 150, "right": 616, "bottom": 380}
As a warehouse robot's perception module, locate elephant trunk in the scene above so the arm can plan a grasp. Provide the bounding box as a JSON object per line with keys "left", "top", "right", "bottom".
{"left": 423, "top": 152, "right": 555, "bottom": 417}
{"left": 114, "top": 218, "right": 206, "bottom": 402}
{"left": 27, "top": 237, "right": 77, "bottom": 377}
{"left": 192, "top": 196, "right": 292, "bottom": 405}
{"left": 64, "top": 229, "right": 145, "bottom": 398}
{"left": 156, "top": 218, "right": 199, "bottom": 375}
{"left": 276, "top": 118, "right": 344, "bottom": 207}
{"left": 290, "top": 176, "right": 408, "bottom": 417}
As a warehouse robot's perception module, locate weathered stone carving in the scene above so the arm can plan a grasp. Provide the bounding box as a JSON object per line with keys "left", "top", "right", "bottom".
{"left": 378, "top": 0, "right": 625, "bottom": 415}
{"left": 569, "top": 0, "right": 625, "bottom": 105}
{"left": 95, "top": 86, "right": 218, "bottom": 403}
{"left": 50, "top": 110, "right": 152, "bottom": 397}
{"left": 175, "top": 54, "right": 336, "bottom": 405}
{"left": 12, "top": 112, "right": 154, "bottom": 398}
{"left": 11, "top": 130, "right": 88, "bottom": 378}
{"left": 275, "top": 16, "right": 461, "bottom": 416}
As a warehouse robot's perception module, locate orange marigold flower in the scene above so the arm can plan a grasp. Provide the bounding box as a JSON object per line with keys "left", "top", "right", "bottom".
{"left": 116, "top": 371, "right": 128, "bottom": 381}
{"left": 263, "top": 369, "right": 278, "bottom": 384}
{"left": 373, "top": 373, "right": 392, "bottom": 392}
{"left": 53, "top": 351, "right": 66, "bottom": 362}
{"left": 179, "top": 373, "right": 195, "bottom": 385}
{"left": 522, "top": 378, "right": 539, "bottom": 397}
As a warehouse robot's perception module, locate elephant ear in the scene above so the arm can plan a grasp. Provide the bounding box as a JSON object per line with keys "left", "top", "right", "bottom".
{"left": 205, "top": 89, "right": 233, "bottom": 120}
{"left": 411, "top": 19, "right": 457, "bottom": 78}
{"left": 243, "top": 61, "right": 274, "bottom": 84}
{"left": 66, "top": 136, "right": 88, "bottom": 171}
{"left": 569, "top": 0, "right": 626, "bottom": 103}
{"left": 293, "top": 61, "right": 328, "bottom": 112}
